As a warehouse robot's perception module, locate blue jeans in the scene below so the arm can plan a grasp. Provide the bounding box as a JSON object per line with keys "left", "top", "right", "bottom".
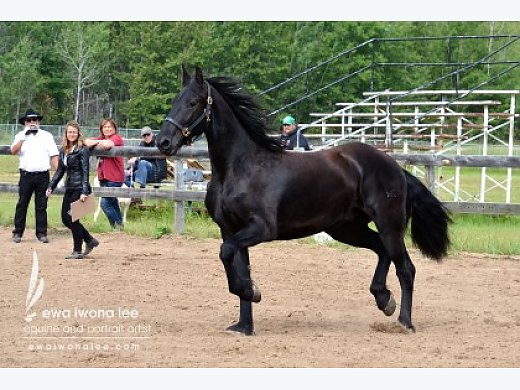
{"left": 127, "top": 160, "right": 156, "bottom": 188}
{"left": 99, "top": 180, "right": 123, "bottom": 227}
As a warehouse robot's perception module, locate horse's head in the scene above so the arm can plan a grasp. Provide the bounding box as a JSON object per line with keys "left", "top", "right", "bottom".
{"left": 157, "top": 65, "right": 213, "bottom": 156}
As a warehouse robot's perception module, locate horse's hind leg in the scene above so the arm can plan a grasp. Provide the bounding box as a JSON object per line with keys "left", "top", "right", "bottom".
{"left": 367, "top": 191, "right": 417, "bottom": 331}
{"left": 378, "top": 227, "right": 416, "bottom": 332}
{"left": 326, "top": 223, "right": 395, "bottom": 318}
{"left": 371, "top": 253, "right": 395, "bottom": 316}
{"left": 394, "top": 244, "right": 416, "bottom": 331}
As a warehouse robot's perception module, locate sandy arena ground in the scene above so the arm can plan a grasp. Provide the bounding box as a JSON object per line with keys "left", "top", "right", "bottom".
{"left": 1, "top": 227, "right": 519, "bottom": 368}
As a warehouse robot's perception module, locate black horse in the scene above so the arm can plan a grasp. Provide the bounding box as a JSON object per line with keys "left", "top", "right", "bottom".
{"left": 157, "top": 66, "right": 450, "bottom": 335}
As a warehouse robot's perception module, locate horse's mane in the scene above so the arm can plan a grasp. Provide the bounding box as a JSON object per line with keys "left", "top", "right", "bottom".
{"left": 207, "top": 76, "right": 284, "bottom": 153}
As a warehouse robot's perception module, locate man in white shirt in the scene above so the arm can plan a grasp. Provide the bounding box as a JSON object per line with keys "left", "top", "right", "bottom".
{"left": 10, "top": 109, "right": 59, "bottom": 243}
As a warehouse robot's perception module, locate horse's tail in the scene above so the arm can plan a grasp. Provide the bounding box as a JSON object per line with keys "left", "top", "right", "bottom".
{"left": 404, "top": 169, "right": 451, "bottom": 261}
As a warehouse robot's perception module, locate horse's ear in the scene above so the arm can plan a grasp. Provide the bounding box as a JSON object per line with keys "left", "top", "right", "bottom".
{"left": 181, "top": 64, "right": 191, "bottom": 87}
{"left": 194, "top": 66, "right": 204, "bottom": 88}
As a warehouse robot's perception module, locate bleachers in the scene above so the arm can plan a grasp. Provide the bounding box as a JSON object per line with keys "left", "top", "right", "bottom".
{"left": 299, "top": 89, "right": 519, "bottom": 203}
{"left": 299, "top": 90, "right": 518, "bottom": 155}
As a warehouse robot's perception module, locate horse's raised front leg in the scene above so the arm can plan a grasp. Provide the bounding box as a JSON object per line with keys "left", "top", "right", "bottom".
{"left": 220, "top": 244, "right": 261, "bottom": 303}
{"left": 219, "top": 218, "right": 272, "bottom": 335}
{"left": 220, "top": 218, "right": 270, "bottom": 302}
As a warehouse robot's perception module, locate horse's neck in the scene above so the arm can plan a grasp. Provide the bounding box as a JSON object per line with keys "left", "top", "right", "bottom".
{"left": 206, "top": 126, "right": 256, "bottom": 175}
{"left": 206, "top": 106, "right": 262, "bottom": 178}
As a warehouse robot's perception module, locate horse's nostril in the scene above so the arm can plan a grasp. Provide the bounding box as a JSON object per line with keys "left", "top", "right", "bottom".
{"left": 159, "top": 138, "right": 170, "bottom": 150}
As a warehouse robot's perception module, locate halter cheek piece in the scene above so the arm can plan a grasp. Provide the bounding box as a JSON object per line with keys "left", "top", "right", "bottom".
{"left": 164, "top": 83, "right": 213, "bottom": 146}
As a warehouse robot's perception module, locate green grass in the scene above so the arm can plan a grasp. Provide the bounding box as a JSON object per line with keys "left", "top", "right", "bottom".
{"left": 310, "top": 214, "right": 520, "bottom": 256}
{"left": 449, "top": 143, "right": 520, "bottom": 156}
{"left": 0, "top": 155, "right": 20, "bottom": 182}
{"left": 0, "top": 195, "right": 181, "bottom": 239}
{"left": 1, "top": 193, "right": 519, "bottom": 256}
{"left": 432, "top": 166, "right": 520, "bottom": 203}
{"left": 447, "top": 214, "right": 520, "bottom": 255}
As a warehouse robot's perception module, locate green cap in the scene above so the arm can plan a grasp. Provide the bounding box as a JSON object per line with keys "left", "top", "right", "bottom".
{"left": 281, "top": 115, "right": 296, "bottom": 125}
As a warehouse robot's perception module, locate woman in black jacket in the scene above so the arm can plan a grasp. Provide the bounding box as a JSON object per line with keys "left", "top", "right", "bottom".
{"left": 47, "top": 121, "right": 99, "bottom": 259}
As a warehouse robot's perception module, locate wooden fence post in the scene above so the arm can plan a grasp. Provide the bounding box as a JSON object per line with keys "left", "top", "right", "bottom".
{"left": 174, "top": 159, "right": 185, "bottom": 234}
{"left": 425, "top": 163, "right": 436, "bottom": 193}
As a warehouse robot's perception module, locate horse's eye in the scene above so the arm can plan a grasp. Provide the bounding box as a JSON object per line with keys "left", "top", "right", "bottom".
{"left": 189, "top": 100, "right": 198, "bottom": 107}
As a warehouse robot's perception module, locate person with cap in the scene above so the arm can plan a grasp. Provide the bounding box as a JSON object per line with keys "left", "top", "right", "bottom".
{"left": 279, "top": 115, "right": 310, "bottom": 151}
{"left": 125, "top": 126, "right": 167, "bottom": 189}
{"left": 10, "top": 108, "right": 59, "bottom": 243}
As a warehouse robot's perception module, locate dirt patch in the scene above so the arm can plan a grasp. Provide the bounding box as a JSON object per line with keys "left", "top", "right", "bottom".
{"left": 1, "top": 227, "right": 519, "bottom": 367}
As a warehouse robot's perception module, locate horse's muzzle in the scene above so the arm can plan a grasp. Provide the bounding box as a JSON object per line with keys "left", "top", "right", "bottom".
{"left": 157, "top": 135, "right": 180, "bottom": 156}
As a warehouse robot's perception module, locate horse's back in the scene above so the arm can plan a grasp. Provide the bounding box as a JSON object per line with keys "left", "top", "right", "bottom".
{"left": 335, "top": 143, "right": 400, "bottom": 171}
{"left": 333, "top": 143, "right": 405, "bottom": 186}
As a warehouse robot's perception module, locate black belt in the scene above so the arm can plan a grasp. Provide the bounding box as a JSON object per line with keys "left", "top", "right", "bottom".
{"left": 20, "top": 169, "right": 48, "bottom": 176}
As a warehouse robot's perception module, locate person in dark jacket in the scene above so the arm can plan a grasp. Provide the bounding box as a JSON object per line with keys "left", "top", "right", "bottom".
{"left": 279, "top": 115, "right": 310, "bottom": 151}
{"left": 46, "top": 121, "right": 99, "bottom": 259}
{"left": 125, "top": 126, "right": 167, "bottom": 188}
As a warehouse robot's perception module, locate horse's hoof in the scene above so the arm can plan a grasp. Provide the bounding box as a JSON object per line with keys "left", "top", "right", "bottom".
{"left": 226, "top": 323, "right": 255, "bottom": 336}
{"left": 251, "top": 282, "right": 262, "bottom": 303}
{"left": 383, "top": 294, "right": 396, "bottom": 316}
{"left": 398, "top": 319, "right": 416, "bottom": 333}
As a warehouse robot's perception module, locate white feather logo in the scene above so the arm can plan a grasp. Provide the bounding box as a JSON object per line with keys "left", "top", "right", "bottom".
{"left": 25, "top": 251, "right": 44, "bottom": 322}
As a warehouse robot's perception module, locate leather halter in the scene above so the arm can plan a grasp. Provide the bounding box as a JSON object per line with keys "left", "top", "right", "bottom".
{"left": 164, "top": 82, "right": 213, "bottom": 144}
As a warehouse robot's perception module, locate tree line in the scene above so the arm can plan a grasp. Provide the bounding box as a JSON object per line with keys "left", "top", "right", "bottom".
{"left": 0, "top": 21, "right": 518, "bottom": 130}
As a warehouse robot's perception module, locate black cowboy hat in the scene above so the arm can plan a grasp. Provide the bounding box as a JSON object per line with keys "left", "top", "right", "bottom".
{"left": 19, "top": 108, "right": 43, "bottom": 125}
